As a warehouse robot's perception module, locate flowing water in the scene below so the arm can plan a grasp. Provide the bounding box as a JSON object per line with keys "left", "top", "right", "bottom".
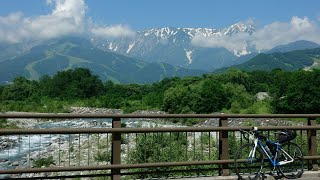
{"left": 0, "top": 118, "right": 171, "bottom": 178}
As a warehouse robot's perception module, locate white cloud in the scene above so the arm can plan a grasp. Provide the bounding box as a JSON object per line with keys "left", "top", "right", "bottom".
{"left": 192, "top": 16, "right": 320, "bottom": 52}
{"left": 0, "top": 0, "right": 86, "bottom": 43}
{"left": 90, "top": 25, "right": 135, "bottom": 39}
{"left": 0, "top": 12, "right": 26, "bottom": 43}
{"left": 253, "top": 16, "right": 319, "bottom": 50}
{"left": 0, "top": 0, "right": 135, "bottom": 43}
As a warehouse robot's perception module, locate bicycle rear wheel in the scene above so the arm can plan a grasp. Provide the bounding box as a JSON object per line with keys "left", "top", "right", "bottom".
{"left": 234, "top": 143, "right": 265, "bottom": 180}
{"left": 277, "top": 142, "right": 304, "bottom": 179}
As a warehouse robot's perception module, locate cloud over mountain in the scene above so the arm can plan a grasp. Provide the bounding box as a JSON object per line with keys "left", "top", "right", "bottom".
{"left": 253, "top": 16, "right": 319, "bottom": 50}
{"left": 192, "top": 17, "right": 320, "bottom": 52}
{"left": 0, "top": 0, "right": 319, "bottom": 52}
{"left": 90, "top": 25, "right": 136, "bottom": 39}
{"left": 0, "top": 0, "right": 135, "bottom": 43}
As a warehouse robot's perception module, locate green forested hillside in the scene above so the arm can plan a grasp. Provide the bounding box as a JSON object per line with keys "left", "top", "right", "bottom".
{"left": 0, "top": 37, "right": 205, "bottom": 84}
{"left": 2, "top": 68, "right": 320, "bottom": 123}
{"left": 267, "top": 40, "right": 320, "bottom": 53}
{"left": 217, "top": 48, "right": 320, "bottom": 72}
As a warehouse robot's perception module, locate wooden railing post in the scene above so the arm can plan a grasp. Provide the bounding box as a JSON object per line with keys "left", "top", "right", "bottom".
{"left": 219, "top": 117, "right": 229, "bottom": 176}
{"left": 111, "top": 117, "right": 121, "bottom": 180}
{"left": 307, "top": 118, "right": 318, "bottom": 171}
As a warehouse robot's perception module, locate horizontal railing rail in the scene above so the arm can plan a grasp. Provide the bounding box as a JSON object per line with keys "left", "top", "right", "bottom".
{"left": 1, "top": 113, "right": 320, "bottom": 118}
{"left": 1, "top": 126, "right": 320, "bottom": 135}
{"left": 0, "top": 113, "right": 318, "bottom": 180}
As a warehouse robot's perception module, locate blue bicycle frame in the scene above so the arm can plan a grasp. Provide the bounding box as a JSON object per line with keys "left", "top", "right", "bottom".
{"left": 253, "top": 139, "right": 294, "bottom": 168}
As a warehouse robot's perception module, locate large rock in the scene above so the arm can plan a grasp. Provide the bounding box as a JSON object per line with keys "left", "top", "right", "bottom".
{"left": 255, "top": 92, "right": 270, "bottom": 101}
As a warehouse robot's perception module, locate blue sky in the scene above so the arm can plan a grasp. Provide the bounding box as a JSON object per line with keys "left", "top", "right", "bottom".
{"left": 0, "top": 0, "right": 319, "bottom": 50}
{"left": 86, "top": 0, "right": 320, "bottom": 29}
{"left": 1, "top": 0, "right": 319, "bottom": 30}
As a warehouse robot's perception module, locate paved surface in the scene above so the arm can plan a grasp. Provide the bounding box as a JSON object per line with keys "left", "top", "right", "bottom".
{"left": 174, "top": 170, "right": 320, "bottom": 180}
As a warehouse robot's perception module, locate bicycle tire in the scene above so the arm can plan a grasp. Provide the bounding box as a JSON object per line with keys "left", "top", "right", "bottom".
{"left": 234, "top": 143, "right": 265, "bottom": 180}
{"left": 277, "top": 142, "right": 304, "bottom": 179}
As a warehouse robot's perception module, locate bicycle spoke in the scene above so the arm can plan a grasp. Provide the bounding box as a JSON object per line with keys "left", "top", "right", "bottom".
{"left": 278, "top": 142, "right": 304, "bottom": 179}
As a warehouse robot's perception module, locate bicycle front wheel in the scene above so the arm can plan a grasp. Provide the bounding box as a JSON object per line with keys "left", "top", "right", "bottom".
{"left": 234, "top": 143, "right": 264, "bottom": 180}
{"left": 277, "top": 142, "right": 304, "bottom": 179}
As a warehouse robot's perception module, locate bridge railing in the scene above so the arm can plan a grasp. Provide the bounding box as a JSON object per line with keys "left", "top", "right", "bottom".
{"left": 0, "top": 114, "right": 319, "bottom": 179}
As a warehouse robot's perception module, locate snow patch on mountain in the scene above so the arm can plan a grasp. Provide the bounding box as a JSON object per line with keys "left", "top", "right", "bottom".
{"left": 108, "top": 42, "right": 113, "bottom": 50}
{"left": 127, "top": 42, "right": 135, "bottom": 53}
{"left": 234, "top": 49, "right": 250, "bottom": 57}
{"left": 95, "top": 22, "right": 256, "bottom": 70}
{"left": 184, "top": 49, "right": 193, "bottom": 64}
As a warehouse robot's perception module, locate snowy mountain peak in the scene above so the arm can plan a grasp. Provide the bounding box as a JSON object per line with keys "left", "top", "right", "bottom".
{"left": 223, "top": 22, "right": 255, "bottom": 35}
{"left": 139, "top": 23, "right": 255, "bottom": 40}
{"left": 141, "top": 27, "right": 178, "bottom": 37}
{"left": 93, "top": 22, "right": 257, "bottom": 70}
{"left": 140, "top": 27, "right": 216, "bottom": 40}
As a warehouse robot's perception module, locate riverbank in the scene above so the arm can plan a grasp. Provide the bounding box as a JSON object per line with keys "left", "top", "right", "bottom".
{"left": 4, "top": 107, "right": 306, "bottom": 129}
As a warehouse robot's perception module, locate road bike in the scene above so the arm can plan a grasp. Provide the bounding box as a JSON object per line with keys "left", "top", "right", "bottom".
{"left": 234, "top": 127, "right": 304, "bottom": 179}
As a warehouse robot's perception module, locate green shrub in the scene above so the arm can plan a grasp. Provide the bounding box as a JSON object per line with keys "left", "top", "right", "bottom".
{"left": 0, "top": 118, "right": 18, "bottom": 129}
{"left": 94, "top": 151, "right": 111, "bottom": 162}
{"left": 33, "top": 156, "right": 54, "bottom": 168}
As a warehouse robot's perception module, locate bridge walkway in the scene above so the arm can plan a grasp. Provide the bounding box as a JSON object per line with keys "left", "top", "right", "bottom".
{"left": 174, "top": 170, "right": 320, "bottom": 180}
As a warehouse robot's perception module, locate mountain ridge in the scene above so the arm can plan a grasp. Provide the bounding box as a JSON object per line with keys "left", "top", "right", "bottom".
{"left": 267, "top": 40, "right": 320, "bottom": 53}
{"left": 0, "top": 37, "right": 206, "bottom": 84}
{"left": 93, "top": 22, "right": 256, "bottom": 71}
{"left": 215, "top": 48, "right": 320, "bottom": 73}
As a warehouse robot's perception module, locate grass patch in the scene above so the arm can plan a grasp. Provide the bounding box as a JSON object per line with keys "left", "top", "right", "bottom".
{"left": 94, "top": 151, "right": 110, "bottom": 162}
{"left": 0, "top": 118, "right": 19, "bottom": 129}
{"left": 33, "top": 156, "right": 54, "bottom": 168}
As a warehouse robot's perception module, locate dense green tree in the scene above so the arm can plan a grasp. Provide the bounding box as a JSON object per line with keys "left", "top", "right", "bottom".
{"left": 195, "top": 79, "right": 228, "bottom": 113}
{"left": 269, "top": 69, "right": 291, "bottom": 98}
{"left": 1, "top": 77, "right": 38, "bottom": 101}
{"left": 143, "top": 92, "right": 163, "bottom": 108}
{"left": 2, "top": 66, "right": 320, "bottom": 116}
{"left": 162, "top": 85, "right": 191, "bottom": 114}
{"left": 272, "top": 70, "right": 320, "bottom": 113}
{"left": 247, "top": 71, "right": 272, "bottom": 93}
{"left": 40, "top": 68, "right": 104, "bottom": 99}
{"left": 222, "top": 83, "right": 254, "bottom": 113}
{"left": 222, "top": 69, "right": 250, "bottom": 87}
{"left": 0, "top": 85, "right": 4, "bottom": 97}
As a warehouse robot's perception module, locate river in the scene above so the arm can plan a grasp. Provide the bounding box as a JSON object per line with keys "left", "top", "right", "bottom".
{"left": 0, "top": 115, "right": 184, "bottom": 179}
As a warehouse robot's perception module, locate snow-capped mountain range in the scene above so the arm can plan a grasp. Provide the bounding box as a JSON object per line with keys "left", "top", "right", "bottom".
{"left": 1, "top": 21, "right": 318, "bottom": 75}
{"left": 92, "top": 22, "right": 256, "bottom": 70}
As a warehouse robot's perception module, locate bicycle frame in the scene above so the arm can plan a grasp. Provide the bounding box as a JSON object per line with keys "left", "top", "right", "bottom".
{"left": 247, "top": 134, "right": 294, "bottom": 168}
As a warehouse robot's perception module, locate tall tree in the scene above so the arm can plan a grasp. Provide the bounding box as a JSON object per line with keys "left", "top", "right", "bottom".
{"left": 273, "top": 70, "right": 320, "bottom": 113}
{"left": 1, "top": 77, "right": 38, "bottom": 101}
{"left": 196, "top": 79, "right": 228, "bottom": 113}
{"left": 40, "top": 68, "right": 104, "bottom": 99}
